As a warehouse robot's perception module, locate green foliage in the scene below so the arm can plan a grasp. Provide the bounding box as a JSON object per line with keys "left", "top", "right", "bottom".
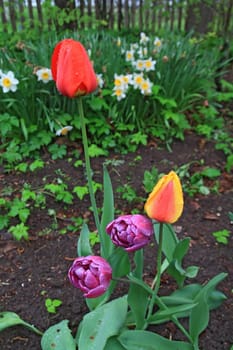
{"left": 45, "top": 298, "right": 62, "bottom": 314}
{"left": 9, "top": 223, "right": 29, "bottom": 241}
{"left": 212, "top": 229, "right": 231, "bottom": 245}
{"left": 77, "top": 296, "right": 128, "bottom": 349}
{"left": 48, "top": 144, "right": 67, "bottom": 160}
{"left": 116, "top": 184, "right": 138, "bottom": 203}
{"left": 176, "top": 162, "right": 221, "bottom": 197}
{"left": 143, "top": 166, "right": 159, "bottom": 193}
{"left": 44, "top": 182, "right": 73, "bottom": 204}
{"left": 0, "top": 30, "right": 230, "bottom": 167}
{"left": 41, "top": 320, "right": 76, "bottom": 350}
{"left": 0, "top": 312, "right": 42, "bottom": 335}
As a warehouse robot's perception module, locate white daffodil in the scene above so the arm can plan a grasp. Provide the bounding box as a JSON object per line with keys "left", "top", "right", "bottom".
{"left": 56, "top": 125, "right": 73, "bottom": 136}
{"left": 138, "top": 47, "right": 148, "bottom": 58}
{"left": 0, "top": 71, "right": 19, "bottom": 93}
{"left": 139, "top": 78, "right": 153, "bottom": 95}
{"left": 122, "top": 74, "right": 133, "bottom": 86}
{"left": 125, "top": 50, "right": 134, "bottom": 62}
{"left": 36, "top": 68, "right": 52, "bottom": 84}
{"left": 132, "top": 73, "right": 145, "bottom": 89}
{"left": 143, "top": 57, "right": 156, "bottom": 72}
{"left": 112, "top": 86, "right": 126, "bottom": 101}
{"left": 96, "top": 74, "right": 104, "bottom": 88}
{"left": 154, "top": 37, "right": 162, "bottom": 48}
{"left": 133, "top": 59, "right": 145, "bottom": 71}
{"left": 114, "top": 74, "right": 126, "bottom": 88}
{"left": 0, "top": 69, "right": 3, "bottom": 77}
{"left": 116, "top": 37, "right": 122, "bottom": 47}
{"left": 140, "top": 32, "right": 150, "bottom": 45}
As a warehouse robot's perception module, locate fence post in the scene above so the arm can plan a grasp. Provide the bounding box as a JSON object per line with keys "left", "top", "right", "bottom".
{"left": 0, "top": 0, "right": 7, "bottom": 32}
{"left": 36, "top": 0, "right": 43, "bottom": 28}
{"left": 108, "top": 0, "right": 114, "bottom": 29}
{"left": 117, "top": 0, "right": 123, "bottom": 30}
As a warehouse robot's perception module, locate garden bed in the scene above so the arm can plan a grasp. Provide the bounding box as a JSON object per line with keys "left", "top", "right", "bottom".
{"left": 0, "top": 131, "right": 233, "bottom": 350}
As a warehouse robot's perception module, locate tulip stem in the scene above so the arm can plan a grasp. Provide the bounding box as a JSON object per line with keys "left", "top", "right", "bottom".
{"left": 77, "top": 97, "right": 101, "bottom": 236}
{"left": 146, "top": 222, "right": 163, "bottom": 322}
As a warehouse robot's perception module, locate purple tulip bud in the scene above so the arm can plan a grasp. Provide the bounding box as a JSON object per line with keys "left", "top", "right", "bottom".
{"left": 68, "top": 256, "right": 112, "bottom": 298}
{"left": 106, "top": 214, "right": 153, "bottom": 252}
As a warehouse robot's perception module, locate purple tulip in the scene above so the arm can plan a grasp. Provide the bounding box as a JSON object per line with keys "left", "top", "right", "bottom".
{"left": 68, "top": 256, "right": 112, "bottom": 298}
{"left": 106, "top": 214, "right": 153, "bottom": 252}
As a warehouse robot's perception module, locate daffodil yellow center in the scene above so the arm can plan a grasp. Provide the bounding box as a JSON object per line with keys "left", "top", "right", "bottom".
{"left": 114, "top": 78, "right": 122, "bottom": 86}
{"left": 145, "top": 61, "right": 152, "bottom": 68}
{"left": 115, "top": 89, "right": 123, "bottom": 96}
{"left": 42, "top": 72, "right": 49, "bottom": 80}
{"left": 3, "top": 77, "right": 11, "bottom": 87}
{"left": 135, "top": 76, "right": 143, "bottom": 84}
{"left": 141, "top": 81, "right": 149, "bottom": 90}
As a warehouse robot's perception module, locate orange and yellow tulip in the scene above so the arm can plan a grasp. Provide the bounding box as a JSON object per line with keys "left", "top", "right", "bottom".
{"left": 51, "top": 39, "right": 98, "bottom": 98}
{"left": 144, "top": 171, "right": 183, "bottom": 224}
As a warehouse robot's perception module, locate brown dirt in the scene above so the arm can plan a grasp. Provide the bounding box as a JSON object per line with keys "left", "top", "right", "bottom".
{"left": 0, "top": 132, "right": 233, "bottom": 350}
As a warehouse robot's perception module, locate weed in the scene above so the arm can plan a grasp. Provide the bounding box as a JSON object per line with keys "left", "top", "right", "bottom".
{"left": 45, "top": 298, "right": 62, "bottom": 314}
{"left": 143, "top": 166, "right": 159, "bottom": 193}
{"left": 116, "top": 184, "right": 138, "bottom": 203}
{"left": 212, "top": 229, "right": 231, "bottom": 245}
{"left": 176, "top": 162, "right": 221, "bottom": 197}
{"left": 9, "top": 223, "right": 29, "bottom": 241}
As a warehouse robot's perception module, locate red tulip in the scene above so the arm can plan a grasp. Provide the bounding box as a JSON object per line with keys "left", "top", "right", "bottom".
{"left": 51, "top": 39, "right": 98, "bottom": 98}
{"left": 144, "top": 171, "right": 184, "bottom": 224}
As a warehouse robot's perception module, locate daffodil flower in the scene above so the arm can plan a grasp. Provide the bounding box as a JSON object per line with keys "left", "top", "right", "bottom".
{"left": 56, "top": 125, "right": 73, "bottom": 136}
{"left": 0, "top": 71, "right": 19, "bottom": 93}
{"left": 36, "top": 68, "right": 53, "bottom": 84}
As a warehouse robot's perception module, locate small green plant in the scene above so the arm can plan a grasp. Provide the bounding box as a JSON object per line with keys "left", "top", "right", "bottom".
{"left": 67, "top": 217, "right": 84, "bottom": 233}
{"left": 143, "top": 166, "right": 159, "bottom": 193}
{"left": 9, "top": 223, "right": 29, "bottom": 241}
{"left": 116, "top": 184, "right": 138, "bottom": 203}
{"left": 73, "top": 185, "right": 89, "bottom": 200}
{"left": 89, "top": 232, "right": 100, "bottom": 247}
{"left": 212, "top": 229, "right": 231, "bottom": 245}
{"left": 44, "top": 182, "right": 73, "bottom": 204}
{"left": 176, "top": 162, "right": 221, "bottom": 197}
{"left": 45, "top": 298, "right": 62, "bottom": 314}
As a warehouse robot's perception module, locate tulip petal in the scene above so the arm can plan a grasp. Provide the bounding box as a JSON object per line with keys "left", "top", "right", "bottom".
{"left": 68, "top": 256, "right": 112, "bottom": 298}
{"left": 51, "top": 39, "right": 98, "bottom": 98}
{"left": 106, "top": 214, "right": 153, "bottom": 251}
{"left": 145, "top": 171, "right": 183, "bottom": 223}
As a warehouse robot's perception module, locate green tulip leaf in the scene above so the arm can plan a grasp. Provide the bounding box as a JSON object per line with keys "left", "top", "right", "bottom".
{"left": 78, "top": 296, "right": 128, "bottom": 350}
{"left": 154, "top": 223, "right": 178, "bottom": 262}
{"left": 100, "top": 165, "right": 115, "bottom": 259}
{"left": 104, "top": 336, "right": 127, "bottom": 349}
{"left": 189, "top": 272, "right": 227, "bottom": 346}
{"left": 118, "top": 330, "right": 193, "bottom": 350}
{"left": 109, "top": 247, "right": 130, "bottom": 278}
{"left": 148, "top": 303, "right": 197, "bottom": 324}
{"left": 77, "top": 222, "right": 93, "bottom": 257}
{"left": 41, "top": 320, "right": 75, "bottom": 350}
{"left": 0, "top": 311, "right": 42, "bottom": 335}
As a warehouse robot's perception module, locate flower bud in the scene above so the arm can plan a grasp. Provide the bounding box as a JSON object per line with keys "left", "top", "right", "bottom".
{"left": 144, "top": 171, "right": 183, "bottom": 224}
{"left": 68, "top": 256, "right": 112, "bottom": 298}
{"left": 106, "top": 214, "right": 153, "bottom": 252}
{"left": 51, "top": 39, "right": 98, "bottom": 98}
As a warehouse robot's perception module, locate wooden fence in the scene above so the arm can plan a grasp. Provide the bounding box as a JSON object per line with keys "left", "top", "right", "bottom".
{"left": 0, "top": 0, "right": 232, "bottom": 35}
